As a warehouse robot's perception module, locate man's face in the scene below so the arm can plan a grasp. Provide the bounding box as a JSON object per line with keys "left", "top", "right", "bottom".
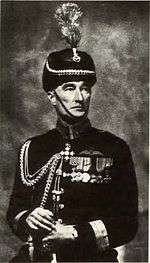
{"left": 48, "top": 81, "right": 92, "bottom": 121}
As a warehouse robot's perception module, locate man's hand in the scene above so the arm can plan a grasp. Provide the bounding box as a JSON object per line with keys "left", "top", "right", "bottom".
{"left": 42, "top": 222, "right": 76, "bottom": 247}
{"left": 26, "top": 207, "right": 56, "bottom": 233}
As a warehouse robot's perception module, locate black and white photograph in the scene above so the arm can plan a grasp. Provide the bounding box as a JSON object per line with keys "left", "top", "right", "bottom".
{"left": 1, "top": 1, "right": 149, "bottom": 262}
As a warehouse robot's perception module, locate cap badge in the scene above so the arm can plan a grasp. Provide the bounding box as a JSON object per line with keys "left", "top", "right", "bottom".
{"left": 73, "top": 48, "right": 81, "bottom": 62}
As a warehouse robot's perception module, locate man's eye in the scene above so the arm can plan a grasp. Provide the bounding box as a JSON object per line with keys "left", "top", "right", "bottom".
{"left": 65, "top": 86, "right": 75, "bottom": 91}
{"left": 81, "top": 86, "right": 90, "bottom": 92}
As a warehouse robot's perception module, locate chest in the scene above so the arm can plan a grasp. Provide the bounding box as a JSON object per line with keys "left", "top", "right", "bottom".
{"left": 30, "top": 141, "right": 118, "bottom": 209}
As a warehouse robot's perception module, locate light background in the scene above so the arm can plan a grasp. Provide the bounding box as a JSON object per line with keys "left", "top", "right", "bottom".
{"left": 1, "top": 1, "right": 149, "bottom": 262}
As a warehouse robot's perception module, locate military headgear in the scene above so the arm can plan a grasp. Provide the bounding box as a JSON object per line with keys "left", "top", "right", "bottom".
{"left": 42, "top": 3, "right": 96, "bottom": 92}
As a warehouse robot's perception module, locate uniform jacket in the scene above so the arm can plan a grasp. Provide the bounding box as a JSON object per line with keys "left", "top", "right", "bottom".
{"left": 7, "top": 118, "right": 138, "bottom": 262}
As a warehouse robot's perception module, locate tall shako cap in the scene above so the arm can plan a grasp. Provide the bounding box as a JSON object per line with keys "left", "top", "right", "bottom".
{"left": 42, "top": 3, "right": 96, "bottom": 92}
{"left": 42, "top": 48, "right": 96, "bottom": 92}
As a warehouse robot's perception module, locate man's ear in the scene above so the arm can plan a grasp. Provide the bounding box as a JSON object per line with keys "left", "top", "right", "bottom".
{"left": 47, "top": 91, "right": 56, "bottom": 106}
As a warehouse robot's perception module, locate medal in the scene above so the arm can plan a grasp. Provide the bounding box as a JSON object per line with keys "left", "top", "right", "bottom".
{"left": 105, "top": 158, "right": 113, "bottom": 168}
{"left": 77, "top": 157, "right": 84, "bottom": 171}
{"left": 103, "top": 169, "right": 112, "bottom": 183}
{"left": 89, "top": 174, "right": 96, "bottom": 183}
{"left": 71, "top": 172, "right": 83, "bottom": 182}
{"left": 70, "top": 157, "right": 80, "bottom": 166}
{"left": 96, "top": 158, "right": 105, "bottom": 172}
{"left": 82, "top": 173, "right": 90, "bottom": 182}
{"left": 63, "top": 172, "right": 70, "bottom": 177}
{"left": 69, "top": 156, "right": 84, "bottom": 171}
{"left": 83, "top": 157, "right": 91, "bottom": 172}
{"left": 70, "top": 156, "right": 91, "bottom": 172}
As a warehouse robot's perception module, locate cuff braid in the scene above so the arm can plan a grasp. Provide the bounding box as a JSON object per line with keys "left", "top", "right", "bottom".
{"left": 74, "top": 223, "right": 100, "bottom": 260}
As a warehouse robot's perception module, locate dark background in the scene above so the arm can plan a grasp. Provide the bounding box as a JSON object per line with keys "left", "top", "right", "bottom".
{"left": 1, "top": 1, "right": 148, "bottom": 262}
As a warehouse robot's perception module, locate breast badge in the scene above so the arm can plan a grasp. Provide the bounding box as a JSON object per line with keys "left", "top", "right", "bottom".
{"left": 60, "top": 143, "right": 74, "bottom": 161}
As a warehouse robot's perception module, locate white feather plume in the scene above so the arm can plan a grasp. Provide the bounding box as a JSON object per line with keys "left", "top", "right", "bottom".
{"left": 55, "top": 3, "right": 83, "bottom": 48}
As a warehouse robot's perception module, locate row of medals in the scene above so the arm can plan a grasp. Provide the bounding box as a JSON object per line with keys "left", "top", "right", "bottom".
{"left": 60, "top": 144, "right": 113, "bottom": 184}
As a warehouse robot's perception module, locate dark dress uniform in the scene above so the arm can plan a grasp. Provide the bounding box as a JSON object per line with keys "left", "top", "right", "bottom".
{"left": 7, "top": 5, "right": 138, "bottom": 261}
{"left": 7, "top": 118, "right": 138, "bottom": 262}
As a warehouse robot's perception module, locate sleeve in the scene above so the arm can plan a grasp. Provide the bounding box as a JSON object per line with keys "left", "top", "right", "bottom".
{"left": 74, "top": 222, "right": 108, "bottom": 260}
{"left": 74, "top": 143, "right": 138, "bottom": 252}
{"left": 101, "top": 143, "right": 138, "bottom": 248}
{"left": 6, "top": 143, "right": 34, "bottom": 241}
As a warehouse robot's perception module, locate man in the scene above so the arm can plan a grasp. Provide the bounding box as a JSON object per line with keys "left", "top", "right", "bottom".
{"left": 7, "top": 4, "right": 138, "bottom": 262}
{"left": 7, "top": 47, "right": 138, "bottom": 262}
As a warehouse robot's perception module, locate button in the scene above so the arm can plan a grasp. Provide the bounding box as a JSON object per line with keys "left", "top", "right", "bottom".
{"left": 59, "top": 204, "right": 64, "bottom": 209}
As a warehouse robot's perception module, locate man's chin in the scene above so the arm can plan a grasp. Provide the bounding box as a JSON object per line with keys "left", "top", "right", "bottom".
{"left": 60, "top": 112, "right": 87, "bottom": 124}
{"left": 71, "top": 113, "right": 85, "bottom": 118}
{"left": 69, "top": 111, "right": 87, "bottom": 119}
{"left": 70, "top": 108, "right": 87, "bottom": 117}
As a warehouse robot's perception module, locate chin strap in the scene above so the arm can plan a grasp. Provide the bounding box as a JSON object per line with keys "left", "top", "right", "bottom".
{"left": 54, "top": 91, "right": 83, "bottom": 119}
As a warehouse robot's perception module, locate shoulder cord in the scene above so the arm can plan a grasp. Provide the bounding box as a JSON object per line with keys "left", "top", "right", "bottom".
{"left": 21, "top": 140, "right": 62, "bottom": 262}
{"left": 38, "top": 156, "right": 63, "bottom": 263}
{"left": 27, "top": 157, "right": 61, "bottom": 263}
{"left": 20, "top": 140, "right": 61, "bottom": 187}
{"left": 40, "top": 154, "right": 62, "bottom": 208}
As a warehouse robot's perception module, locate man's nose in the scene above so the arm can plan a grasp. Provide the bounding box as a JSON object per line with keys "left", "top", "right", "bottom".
{"left": 74, "top": 88, "right": 83, "bottom": 101}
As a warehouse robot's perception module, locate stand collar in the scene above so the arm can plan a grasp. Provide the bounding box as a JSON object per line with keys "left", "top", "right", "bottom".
{"left": 56, "top": 118, "right": 92, "bottom": 140}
